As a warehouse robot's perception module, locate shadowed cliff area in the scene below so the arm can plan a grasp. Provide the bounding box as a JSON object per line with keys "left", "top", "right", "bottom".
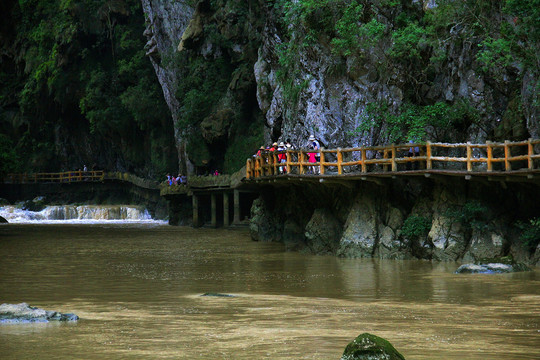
{"left": 0, "top": 0, "right": 178, "bottom": 179}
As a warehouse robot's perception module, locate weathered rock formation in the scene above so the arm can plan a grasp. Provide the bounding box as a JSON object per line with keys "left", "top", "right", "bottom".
{"left": 250, "top": 177, "right": 540, "bottom": 265}
{"left": 0, "top": 303, "right": 79, "bottom": 323}
{"left": 141, "top": 0, "right": 194, "bottom": 173}
{"left": 143, "top": 1, "right": 537, "bottom": 175}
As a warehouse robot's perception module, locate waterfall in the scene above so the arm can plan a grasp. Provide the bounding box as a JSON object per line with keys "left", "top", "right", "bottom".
{"left": 0, "top": 205, "right": 160, "bottom": 223}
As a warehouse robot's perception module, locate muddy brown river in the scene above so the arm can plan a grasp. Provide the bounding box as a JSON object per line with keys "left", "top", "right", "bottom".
{"left": 0, "top": 224, "right": 539, "bottom": 359}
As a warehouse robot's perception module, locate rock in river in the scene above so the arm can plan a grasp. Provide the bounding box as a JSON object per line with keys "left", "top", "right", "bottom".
{"left": 341, "top": 333, "right": 406, "bottom": 360}
{"left": 455, "top": 263, "right": 531, "bottom": 274}
{"left": 455, "top": 256, "right": 531, "bottom": 274}
{"left": 0, "top": 303, "right": 79, "bottom": 323}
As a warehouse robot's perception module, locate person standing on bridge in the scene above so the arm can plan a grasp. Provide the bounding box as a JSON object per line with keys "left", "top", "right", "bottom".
{"left": 408, "top": 140, "right": 420, "bottom": 170}
{"left": 307, "top": 135, "right": 320, "bottom": 175}
{"left": 278, "top": 142, "right": 287, "bottom": 174}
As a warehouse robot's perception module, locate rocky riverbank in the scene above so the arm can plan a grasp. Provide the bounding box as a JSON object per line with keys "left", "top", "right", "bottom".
{"left": 250, "top": 176, "right": 540, "bottom": 265}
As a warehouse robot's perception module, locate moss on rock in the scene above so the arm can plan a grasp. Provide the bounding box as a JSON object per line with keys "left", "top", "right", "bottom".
{"left": 341, "top": 333, "right": 405, "bottom": 360}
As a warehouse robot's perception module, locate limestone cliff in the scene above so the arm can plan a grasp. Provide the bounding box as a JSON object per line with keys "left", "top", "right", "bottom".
{"left": 141, "top": 0, "right": 194, "bottom": 173}
{"left": 145, "top": 1, "right": 537, "bottom": 174}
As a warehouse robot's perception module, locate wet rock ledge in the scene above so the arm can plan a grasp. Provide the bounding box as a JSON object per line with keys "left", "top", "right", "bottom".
{"left": 0, "top": 303, "right": 79, "bottom": 323}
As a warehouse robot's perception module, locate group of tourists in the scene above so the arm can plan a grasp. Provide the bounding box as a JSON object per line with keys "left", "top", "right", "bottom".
{"left": 166, "top": 173, "right": 187, "bottom": 186}
{"left": 254, "top": 134, "right": 321, "bottom": 174}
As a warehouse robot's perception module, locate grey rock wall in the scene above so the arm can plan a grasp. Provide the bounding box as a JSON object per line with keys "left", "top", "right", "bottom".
{"left": 141, "top": 0, "right": 194, "bottom": 173}
{"left": 250, "top": 178, "right": 540, "bottom": 265}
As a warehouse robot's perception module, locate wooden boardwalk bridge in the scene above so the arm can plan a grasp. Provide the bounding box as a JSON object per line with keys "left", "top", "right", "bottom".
{"left": 245, "top": 139, "right": 540, "bottom": 183}
{"left": 3, "top": 139, "right": 539, "bottom": 227}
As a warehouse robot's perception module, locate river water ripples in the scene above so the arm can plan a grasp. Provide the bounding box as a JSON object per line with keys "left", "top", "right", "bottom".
{"left": 0, "top": 224, "right": 539, "bottom": 359}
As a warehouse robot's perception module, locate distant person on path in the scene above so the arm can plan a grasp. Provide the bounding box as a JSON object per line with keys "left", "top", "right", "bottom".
{"left": 278, "top": 142, "right": 287, "bottom": 174}
{"left": 307, "top": 135, "right": 320, "bottom": 174}
{"left": 408, "top": 140, "right": 420, "bottom": 170}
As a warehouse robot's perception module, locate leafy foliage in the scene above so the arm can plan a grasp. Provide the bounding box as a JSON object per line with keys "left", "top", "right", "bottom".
{"left": 271, "top": 0, "right": 538, "bottom": 143}
{"left": 176, "top": 57, "right": 233, "bottom": 131}
{"left": 0, "top": 135, "right": 20, "bottom": 178}
{"left": 354, "top": 100, "right": 480, "bottom": 144}
{"left": 0, "top": 0, "right": 176, "bottom": 176}
{"left": 446, "top": 201, "right": 490, "bottom": 232}
{"left": 516, "top": 218, "right": 540, "bottom": 249}
{"left": 401, "top": 215, "right": 431, "bottom": 239}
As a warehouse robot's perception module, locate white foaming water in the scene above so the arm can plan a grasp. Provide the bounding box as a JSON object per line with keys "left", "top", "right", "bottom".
{"left": 0, "top": 205, "right": 165, "bottom": 224}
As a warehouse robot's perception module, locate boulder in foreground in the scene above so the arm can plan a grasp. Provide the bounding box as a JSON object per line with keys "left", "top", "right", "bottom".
{"left": 0, "top": 303, "right": 79, "bottom": 323}
{"left": 341, "top": 333, "right": 405, "bottom": 360}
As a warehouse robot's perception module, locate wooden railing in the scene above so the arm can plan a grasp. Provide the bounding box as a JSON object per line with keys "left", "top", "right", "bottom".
{"left": 4, "top": 170, "right": 105, "bottom": 183}
{"left": 246, "top": 139, "right": 540, "bottom": 179}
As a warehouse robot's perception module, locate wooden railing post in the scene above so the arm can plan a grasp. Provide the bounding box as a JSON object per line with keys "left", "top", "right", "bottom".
{"left": 487, "top": 141, "right": 493, "bottom": 172}
{"left": 262, "top": 154, "right": 268, "bottom": 176}
{"left": 299, "top": 152, "right": 305, "bottom": 175}
{"left": 319, "top": 149, "right": 325, "bottom": 175}
{"left": 528, "top": 138, "right": 533, "bottom": 170}
{"left": 286, "top": 151, "right": 291, "bottom": 174}
{"left": 337, "top": 148, "right": 343, "bottom": 175}
{"left": 383, "top": 149, "right": 389, "bottom": 172}
{"left": 361, "top": 147, "right": 367, "bottom": 173}
{"left": 426, "top": 141, "right": 432, "bottom": 170}
{"left": 391, "top": 144, "right": 397, "bottom": 172}
{"left": 246, "top": 159, "right": 251, "bottom": 179}
{"left": 504, "top": 140, "right": 511, "bottom": 171}
{"left": 466, "top": 142, "right": 472, "bottom": 172}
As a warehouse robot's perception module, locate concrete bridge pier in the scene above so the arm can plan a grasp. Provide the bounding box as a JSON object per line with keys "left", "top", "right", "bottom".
{"left": 233, "top": 189, "right": 240, "bottom": 225}
{"left": 223, "top": 192, "right": 230, "bottom": 227}
{"left": 189, "top": 189, "right": 255, "bottom": 228}
{"left": 192, "top": 194, "right": 200, "bottom": 228}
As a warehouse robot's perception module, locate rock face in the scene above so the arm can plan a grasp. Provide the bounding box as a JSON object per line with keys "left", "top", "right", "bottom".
{"left": 341, "top": 333, "right": 405, "bottom": 360}
{"left": 140, "top": 0, "right": 194, "bottom": 173}
{"left": 251, "top": 2, "right": 538, "bottom": 150}
{"left": 0, "top": 303, "right": 79, "bottom": 323}
{"left": 141, "top": 2, "right": 538, "bottom": 175}
{"left": 0, "top": 215, "right": 8, "bottom": 223}
{"left": 305, "top": 208, "right": 342, "bottom": 254}
{"left": 141, "top": 0, "right": 266, "bottom": 174}
{"left": 249, "top": 177, "right": 540, "bottom": 265}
